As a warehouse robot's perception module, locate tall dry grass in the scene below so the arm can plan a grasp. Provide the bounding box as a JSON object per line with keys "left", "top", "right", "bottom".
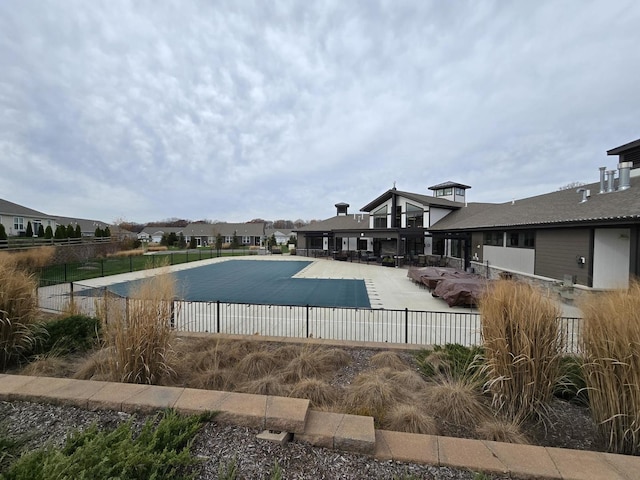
{"left": 101, "top": 272, "right": 177, "bottom": 384}
{"left": 479, "top": 280, "right": 564, "bottom": 421}
{"left": 580, "top": 282, "right": 640, "bottom": 455}
{"left": 0, "top": 246, "right": 55, "bottom": 272}
{"left": 0, "top": 258, "right": 41, "bottom": 369}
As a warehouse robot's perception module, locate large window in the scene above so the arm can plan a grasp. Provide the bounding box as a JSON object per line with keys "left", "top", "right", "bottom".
{"left": 308, "top": 236, "right": 323, "bottom": 249}
{"left": 483, "top": 232, "right": 504, "bottom": 246}
{"left": 242, "top": 236, "right": 251, "bottom": 244}
{"left": 507, "top": 231, "right": 535, "bottom": 249}
{"left": 373, "top": 205, "right": 387, "bottom": 228}
{"left": 435, "top": 188, "right": 453, "bottom": 197}
{"left": 357, "top": 238, "right": 368, "bottom": 250}
{"left": 406, "top": 203, "right": 423, "bottom": 228}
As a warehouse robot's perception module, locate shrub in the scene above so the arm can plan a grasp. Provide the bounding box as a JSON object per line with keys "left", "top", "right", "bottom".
{"left": 580, "top": 282, "right": 640, "bottom": 455}
{"left": 475, "top": 419, "right": 529, "bottom": 444}
{"left": 479, "top": 280, "right": 564, "bottom": 421}
{"left": 102, "top": 272, "right": 176, "bottom": 384}
{"left": 0, "top": 259, "right": 40, "bottom": 369}
{"left": 289, "top": 378, "right": 339, "bottom": 408}
{"left": 415, "top": 344, "right": 484, "bottom": 381}
{"left": 554, "top": 355, "right": 588, "bottom": 405}
{"left": 281, "top": 346, "right": 334, "bottom": 382}
{"left": 238, "top": 374, "right": 290, "bottom": 397}
{"left": 423, "top": 377, "right": 490, "bottom": 427}
{"left": 383, "top": 404, "right": 438, "bottom": 435}
{"left": 370, "top": 351, "right": 409, "bottom": 370}
{"left": 343, "top": 370, "right": 413, "bottom": 422}
{"left": 1, "top": 409, "right": 213, "bottom": 480}
{"left": 235, "top": 350, "right": 278, "bottom": 379}
{"left": 37, "top": 315, "right": 100, "bottom": 356}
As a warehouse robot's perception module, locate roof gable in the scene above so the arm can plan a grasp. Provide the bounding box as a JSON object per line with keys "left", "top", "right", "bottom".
{"left": 360, "top": 189, "right": 463, "bottom": 212}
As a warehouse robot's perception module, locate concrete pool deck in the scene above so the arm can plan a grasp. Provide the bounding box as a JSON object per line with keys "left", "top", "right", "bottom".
{"left": 70, "top": 254, "right": 582, "bottom": 317}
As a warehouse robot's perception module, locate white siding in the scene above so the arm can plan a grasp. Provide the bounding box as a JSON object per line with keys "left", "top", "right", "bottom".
{"left": 483, "top": 245, "right": 535, "bottom": 275}
{"left": 592, "top": 228, "right": 630, "bottom": 289}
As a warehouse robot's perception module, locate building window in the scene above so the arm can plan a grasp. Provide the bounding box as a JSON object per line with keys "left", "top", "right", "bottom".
{"left": 406, "top": 203, "right": 423, "bottom": 228}
{"left": 309, "top": 236, "right": 323, "bottom": 249}
{"left": 373, "top": 205, "right": 387, "bottom": 228}
{"left": 506, "top": 231, "right": 535, "bottom": 249}
{"left": 435, "top": 188, "right": 453, "bottom": 197}
{"left": 224, "top": 236, "right": 232, "bottom": 244}
{"left": 455, "top": 187, "right": 465, "bottom": 196}
{"left": 13, "top": 217, "right": 24, "bottom": 232}
{"left": 242, "top": 236, "right": 251, "bottom": 244}
{"left": 483, "top": 232, "right": 504, "bottom": 246}
{"left": 357, "top": 238, "right": 367, "bottom": 250}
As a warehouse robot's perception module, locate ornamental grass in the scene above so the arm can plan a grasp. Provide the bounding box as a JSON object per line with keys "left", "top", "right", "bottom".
{"left": 101, "top": 272, "right": 176, "bottom": 384}
{"left": 0, "top": 258, "right": 41, "bottom": 369}
{"left": 580, "top": 281, "right": 640, "bottom": 455}
{"left": 479, "top": 280, "right": 564, "bottom": 421}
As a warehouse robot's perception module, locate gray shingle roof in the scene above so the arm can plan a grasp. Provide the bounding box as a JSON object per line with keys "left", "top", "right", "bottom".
{"left": 428, "top": 181, "right": 471, "bottom": 190}
{"left": 0, "top": 198, "right": 51, "bottom": 218}
{"left": 430, "top": 176, "right": 640, "bottom": 231}
{"left": 295, "top": 214, "right": 369, "bottom": 232}
{"left": 360, "top": 189, "right": 462, "bottom": 212}
{"left": 183, "top": 222, "right": 265, "bottom": 237}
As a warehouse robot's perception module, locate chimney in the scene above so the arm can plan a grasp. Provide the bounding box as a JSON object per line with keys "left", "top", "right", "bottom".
{"left": 618, "top": 161, "right": 632, "bottom": 190}
{"left": 607, "top": 170, "right": 616, "bottom": 193}
{"left": 599, "top": 167, "right": 606, "bottom": 194}
{"left": 335, "top": 202, "right": 349, "bottom": 216}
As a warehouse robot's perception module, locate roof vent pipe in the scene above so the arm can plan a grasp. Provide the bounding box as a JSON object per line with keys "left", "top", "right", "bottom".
{"left": 618, "top": 161, "right": 632, "bottom": 190}
{"left": 607, "top": 170, "right": 616, "bottom": 193}
{"left": 577, "top": 187, "right": 590, "bottom": 203}
{"left": 599, "top": 167, "right": 606, "bottom": 194}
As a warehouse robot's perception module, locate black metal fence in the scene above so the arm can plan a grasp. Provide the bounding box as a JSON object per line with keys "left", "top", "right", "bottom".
{"left": 38, "top": 282, "right": 583, "bottom": 351}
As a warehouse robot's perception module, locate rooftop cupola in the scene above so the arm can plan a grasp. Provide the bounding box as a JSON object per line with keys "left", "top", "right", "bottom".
{"left": 427, "top": 181, "right": 471, "bottom": 203}
{"left": 335, "top": 202, "right": 349, "bottom": 216}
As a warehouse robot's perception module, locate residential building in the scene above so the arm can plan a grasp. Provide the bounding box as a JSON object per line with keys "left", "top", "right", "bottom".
{"left": 296, "top": 139, "right": 640, "bottom": 289}
{"left": 183, "top": 222, "right": 266, "bottom": 247}
{"left": 0, "top": 198, "right": 58, "bottom": 237}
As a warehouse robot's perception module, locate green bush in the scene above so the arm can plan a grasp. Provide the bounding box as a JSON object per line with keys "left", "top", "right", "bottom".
{"left": 554, "top": 355, "right": 588, "bottom": 405}
{"left": 415, "top": 344, "right": 484, "bottom": 381}
{"left": 1, "top": 410, "right": 214, "bottom": 480}
{"left": 36, "top": 315, "right": 101, "bottom": 356}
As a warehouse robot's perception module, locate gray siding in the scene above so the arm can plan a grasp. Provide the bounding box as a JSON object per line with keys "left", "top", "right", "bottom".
{"left": 535, "top": 229, "right": 591, "bottom": 286}
{"left": 471, "top": 232, "right": 484, "bottom": 263}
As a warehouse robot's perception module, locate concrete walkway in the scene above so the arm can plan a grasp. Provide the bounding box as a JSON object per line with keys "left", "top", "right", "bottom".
{"left": 1, "top": 371, "right": 637, "bottom": 479}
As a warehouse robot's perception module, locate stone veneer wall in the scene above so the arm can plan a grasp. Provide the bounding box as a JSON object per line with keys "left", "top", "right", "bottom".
{"left": 50, "top": 242, "right": 121, "bottom": 264}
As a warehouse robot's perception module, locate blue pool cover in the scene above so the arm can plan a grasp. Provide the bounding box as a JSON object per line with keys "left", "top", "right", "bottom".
{"left": 106, "top": 260, "right": 371, "bottom": 308}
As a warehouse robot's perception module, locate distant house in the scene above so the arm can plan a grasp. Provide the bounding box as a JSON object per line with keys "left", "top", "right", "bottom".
{"left": 138, "top": 226, "right": 184, "bottom": 244}
{"left": 296, "top": 203, "right": 370, "bottom": 253}
{"left": 265, "top": 228, "right": 296, "bottom": 245}
{"left": 55, "top": 216, "right": 110, "bottom": 237}
{"left": 183, "top": 222, "right": 266, "bottom": 247}
{"left": 0, "top": 198, "right": 58, "bottom": 237}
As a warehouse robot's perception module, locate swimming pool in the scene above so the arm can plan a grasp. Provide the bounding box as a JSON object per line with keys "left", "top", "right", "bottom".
{"left": 106, "top": 259, "right": 371, "bottom": 308}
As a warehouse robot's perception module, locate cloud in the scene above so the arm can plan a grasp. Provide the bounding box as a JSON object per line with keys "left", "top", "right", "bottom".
{"left": 1, "top": 1, "right": 639, "bottom": 223}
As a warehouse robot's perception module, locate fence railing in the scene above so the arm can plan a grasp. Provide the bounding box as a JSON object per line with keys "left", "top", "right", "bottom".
{"left": 38, "top": 282, "right": 583, "bottom": 352}
{"left": 0, "top": 236, "right": 112, "bottom": 251}
{"left": 35, "top": 249, "right": 258, "bottom": 286}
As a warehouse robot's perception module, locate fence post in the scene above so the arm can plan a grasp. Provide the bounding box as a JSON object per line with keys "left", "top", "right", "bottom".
{"left": 64, "top": 263, "right": 67, "bottom": 282}
{"left": 216, "top": 300, "right": 221, "bottom": 333}
{"left": 306, "top": 304, "right": 310, "bottom": 338}
{"left": 129, "top": 255, "right": 133, "bottom": 272}
{"left": 69, "top": 282, "right": 74, "bottom": 305}
{"left": 170, "top": 300, "right": 175, "bottom": 329}
{"left": 101, "top": 259, "right": 104, "bottom": 277}
{"left": 405, "top": 308, "right": 409, "bottom": 344}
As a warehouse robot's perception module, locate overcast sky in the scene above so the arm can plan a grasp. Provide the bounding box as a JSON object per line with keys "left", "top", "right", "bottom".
{"left": 1, "top": 1, "right": 639, "bottom": 224}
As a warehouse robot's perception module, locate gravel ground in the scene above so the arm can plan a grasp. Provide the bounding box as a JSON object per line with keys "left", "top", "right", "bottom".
{"left": 0, "top": 401, "right": 509, "bottom": 479}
